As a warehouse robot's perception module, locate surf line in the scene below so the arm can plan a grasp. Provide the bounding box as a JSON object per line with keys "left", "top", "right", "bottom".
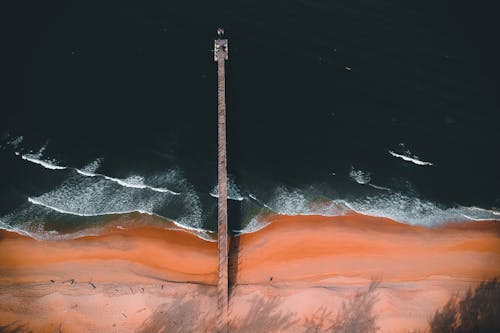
{"left": 27, "top": 197, "right": 155, "bottom": 217}
{"left": 26, "top": 197, "right": 215, "bottom": 240}
{"left": 20, "top": 154, "right": 180, "bottom": 195}
{"left": 388, "top": 151, "right": 433, "bottom": 166}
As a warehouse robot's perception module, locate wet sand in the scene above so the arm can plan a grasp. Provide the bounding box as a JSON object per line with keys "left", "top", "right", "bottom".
{"left": 0, "top": 214, "right": 498, "bottom": 332}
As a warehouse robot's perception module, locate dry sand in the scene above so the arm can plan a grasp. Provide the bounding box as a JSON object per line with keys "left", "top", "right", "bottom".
{"left": 0, "top": 213, "right": 498, "bottom": 332}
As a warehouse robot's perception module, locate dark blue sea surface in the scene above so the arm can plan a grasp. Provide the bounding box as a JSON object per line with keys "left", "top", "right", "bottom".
{"left": 1, "top": 0, "right": 499, "bottom": 237}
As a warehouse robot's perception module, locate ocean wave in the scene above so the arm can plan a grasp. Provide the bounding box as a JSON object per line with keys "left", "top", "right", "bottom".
{"left": 339, "top": 195, "right": 499, "bottom": 227}
{"left": 248, "top": 193, "right": 273, "bottom": 210}
{"left": 209, "top": 192, "right": 245, "bottom": 201}
{"left": 77, "top": 169, "right": 180, "bottom": 195}
{"left": 4, "top": 186, "right": 498, "bottom": 240}
{"left": 0, "top": 220, "right": 36, "bottom": 238}
{"left": 22, "top": 154, "right": 67, "bottom": 170}
{"left": 0, "top": 147, "right": 205, "bottom": 233}
{"left": 210, "top": 175, "right": 245, "bottom": 201}
{"left": 264, "top": 187, "right": 352, "bottom": 216}
{"left": 467, "top": 207, "right": 500, "bottom": 216}
{"left": 20, "top": 154, "right": 180, "bottom": 195}
{"left": 388, "top": 150, "right": 433, "bottom": 166}
{"left": 349, "top": 167, "right": 371, "bottom": 185}
{"left": 28, "top": 197, "right": 154, "bottom": 217}
{"left": 25, "top": 169, "right": 191, "bottom": 220}
{"left": 233, "top": 216, "right": 270, "bottom": 235}
{"left": 5, "top": 135, "right": 24, "bottom": 149}
{"left": 80, "top": 158, "right": 102, "bottom": 173}
{"left": 349, "top": 167, "right": 390, "bottom": 191}
{"left": 28, "top": 196, "right": 209, "bottom": 233}
{"left": 368, "top": 183, "right": 391, "bottom": 191}
{"left": 0, "top": 206, "right": 214, "bottom": 241}
{"left": 461, "top": 214, "right": 493, "bottom": 221}
{"left": 245, "top": 187, "right": 500, "bottom": 231}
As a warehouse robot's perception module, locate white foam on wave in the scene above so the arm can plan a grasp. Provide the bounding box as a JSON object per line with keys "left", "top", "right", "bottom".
{"left": 368, "top": 183, "right": 391, "bottom": 191}
{"left": 210, "top": 175, "right": 245, "bottom": 201}
{"left": 248, "top": 193, "right": 273, "bottom": 210}
{"left": 388, "top": 150, "right": 433, "bottom": 166}
{"left": 21, "top": 154, "right": 66, "bottom": 170}
{"left": 32, "top": 194, "right": 205, "bottom": 230}
{"left": 461, "top": 214, "right": 491, "bottom": 221}
{"left": 349, "top": 167, "right": 390, "bottom": 191}
{"left": 0, "top": 219, "right": 36, "bottom": 238}
{"left": 242, "top": 187, "right": 500, "bottom": 233}
{"left": 209, "top": 192, "right": 245, "bottom": 201}
{"left": 28, "top": 197, "right": 154, "bottom": 217}
{"left": 467, "top": 207, "right": 500, "bottom": 216}
{"left": 0, "top": 218, "right": 120, "bottom": 241}
{"left": 26, "top": 171, "right": 173, "bottom": 219}
{"left": 266, "top": 187, "right": 352, "bottom": 216}
{"left": 460, "top": 207, "right": 500, "bottom": 221}
{"left": 80, "top": 158, "right": 102, "bottom": 173}
{"left": 3, "top": 202, "right": 214, "bottom": 241}
{"left": 349, "top": 167, "right": 371, "bottom": 185}
{"left": 28, "top": 163, "right": 202, "bottom": 228}
{"left": 6, "top": 139, "right": 213, "bottom": 239}
{"left": 100, "top": 173, "right": 180, "bottom": 195}
{"left": 5, "top": 135, "right": 24, "bottom": 149}
{"left": 237, "top": 188, "right": 352, "bottom": 234}
{"left": 76, "top": 169, "right": 96, "bottom": 177}
{"left": 345, "top": 194, "right": 500, "bottom": 226}
{"left": 21, "top": 153, "right": 180, "bottom": 195}
{"left": 27, "top": 196, "right": 212, "bottom": 239}
{"left": 233, "top": 216, "right": 270, "bottom": 235}
{"left": 167, "top": 223, "right": 216, "bottom": 242}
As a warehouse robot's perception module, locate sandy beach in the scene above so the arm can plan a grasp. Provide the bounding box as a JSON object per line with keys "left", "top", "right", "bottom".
{"left": 0, "top": 214, "right": 498, "bottom": 332}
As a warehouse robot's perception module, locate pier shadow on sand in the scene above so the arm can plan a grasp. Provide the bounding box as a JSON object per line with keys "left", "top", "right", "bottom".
{"left": 227, "top": 199, "right": 242, "bottom": 296}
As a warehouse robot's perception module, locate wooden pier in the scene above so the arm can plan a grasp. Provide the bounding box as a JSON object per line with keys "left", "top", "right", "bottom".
{"left": 215, "top": 30, "right": 229, "bottom": 333}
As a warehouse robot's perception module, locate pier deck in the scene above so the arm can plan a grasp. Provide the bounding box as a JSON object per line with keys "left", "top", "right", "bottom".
{"left": 215, "top": 35, "right": 229, "bottom": 333}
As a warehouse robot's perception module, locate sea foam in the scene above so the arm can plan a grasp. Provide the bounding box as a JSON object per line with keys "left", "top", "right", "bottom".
{"left": 210, "top": 175, "right": 245, "bottom": 201}
{"left": 388, "top": 150, "right": 433, "bottom": 166}
{"left": 20, "top": 153, "right": 180, "bottom": 195}
{"left": 247, "top": 187, "right": 500, "bottom": 231}
{"left": 22, "top": 154, "right": 67, "bottom": 170}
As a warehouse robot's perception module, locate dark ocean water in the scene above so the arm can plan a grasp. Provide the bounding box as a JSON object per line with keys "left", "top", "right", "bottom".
{"left": 1, "top": 0, "right": 499, "bottom": 237}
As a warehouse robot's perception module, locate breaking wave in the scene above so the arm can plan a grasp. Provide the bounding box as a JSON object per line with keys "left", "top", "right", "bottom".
{"left": 344, "top": 194, "right": 499, "bottom": 226}
{"left": 233, "top": 216, "right": 270, "bottom": 234}
{"left": 389, "top": 150, "right": 433, "bottom": 166}
{"left": 20, "top": 153, "right": 180, "bottom": 195}
{"left": 22, "top": 154, "right": 66, "bottom": 170}
{"left": 254, "top": 187, "right": 352, "bottom": 217}
{"left": 26, "top": 197, "right": 210, "bottom": 236}
{"left": 349, "top": 167, "right": 390, "bottom": 191}
{"left": 1, "top": 138, "right": 497, "bottom": 241}
{"left": 1, "top": 140, "right": 205, "bottom": 239}
{"left": 28, "top": 197, "right": 154, "bottom": 217}
{"left": 76, "top": 169, "right": 179, "bottom": 194}
{"left": 349, "top": 167, "right": 371, "bottom": 185}
{"left": 237, "top": 187, "right": 500, "bottom": 234}
{"left": 209, "top": 175, "right": 245, "bottom": 201}
{"left": 388, "top": 144, "right": 433, "bottom": 166}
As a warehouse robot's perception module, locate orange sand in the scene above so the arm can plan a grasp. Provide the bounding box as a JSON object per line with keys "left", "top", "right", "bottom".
{"left": 238, "top": 214, "right": 500, "bottom": 283}
{"left": 0, "top": 214, "right": 498, "bottom": 332}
